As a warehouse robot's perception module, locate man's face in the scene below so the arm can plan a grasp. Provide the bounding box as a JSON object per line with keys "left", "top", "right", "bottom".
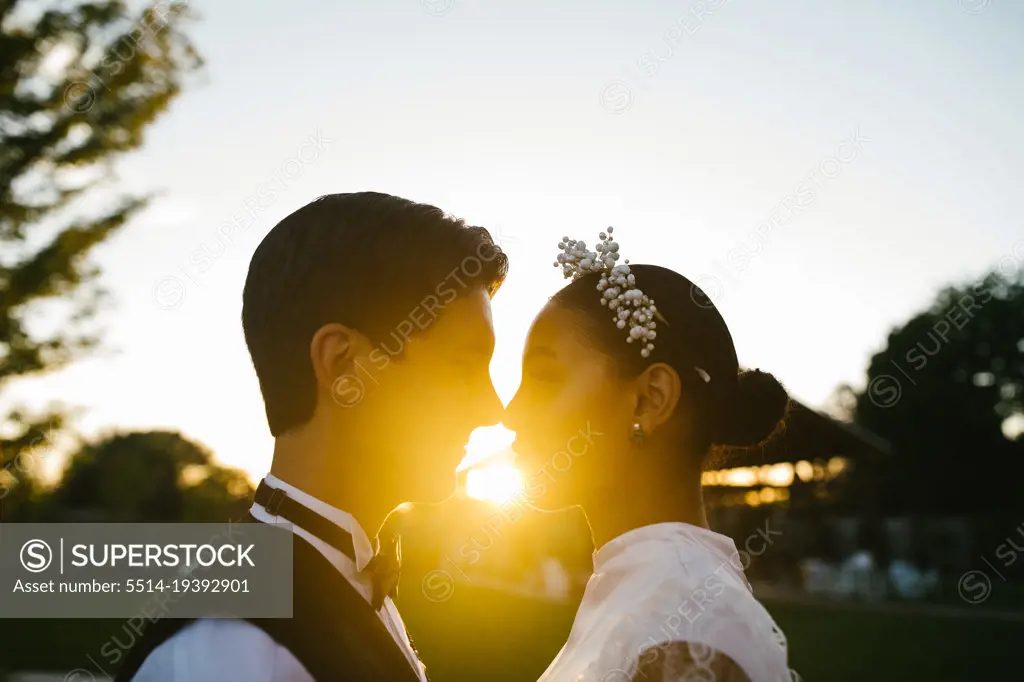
{"left": 341, "top": 286, "right": 502, "bottom": 503}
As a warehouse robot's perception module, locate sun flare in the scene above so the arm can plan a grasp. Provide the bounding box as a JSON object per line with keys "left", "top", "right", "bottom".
{"left": 465, "top": 462, "right": 525, "bottom": 504}
{"left": 458, "top": 424, "right": 516, "bottom": 471}
{"left": 459, "top": 424, "right": 524, "bottom": 503}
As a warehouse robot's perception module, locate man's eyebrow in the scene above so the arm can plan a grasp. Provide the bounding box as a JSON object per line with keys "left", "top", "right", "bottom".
{"left": 461, "top": 339, "right": 495, "bottom": 356}
{"left": 524, "top": 347, "right": 556, "bottom": 361}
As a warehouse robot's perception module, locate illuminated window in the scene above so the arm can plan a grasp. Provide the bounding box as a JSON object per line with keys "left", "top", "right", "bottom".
{"left": 795, "top": 461, "right": 814, "bottom": 482}
{"left": 761, "top": 463, "right": 794, "bottom": 487}
{"left": 827, "top": 457, "right": 848, "bottom": 477}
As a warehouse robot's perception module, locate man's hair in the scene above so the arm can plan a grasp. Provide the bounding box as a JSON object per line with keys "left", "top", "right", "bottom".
{"left": 242, "top": 192, "right": 508, "bottom": 436}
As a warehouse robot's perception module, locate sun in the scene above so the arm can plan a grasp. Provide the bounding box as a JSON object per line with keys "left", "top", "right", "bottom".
{"left": 465, "top": 462, "right": 525, "bottom": 504}
{"left": 459, "top": 424, "right": 524, "bottom": 504}
{"left": 458, "top": 423, "right": 516, "bottom": 471}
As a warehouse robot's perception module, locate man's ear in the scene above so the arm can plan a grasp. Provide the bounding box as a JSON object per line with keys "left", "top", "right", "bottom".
{"left": 633, "top": 362, "right": 681, "bottom": 435}
{"left": 309, "top": 323, "right": 369, "bottom": 395}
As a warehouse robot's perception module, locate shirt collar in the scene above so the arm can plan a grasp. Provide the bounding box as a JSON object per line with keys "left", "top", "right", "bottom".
{"left": 257, "top": 472, "right": 377, "bottom": 571}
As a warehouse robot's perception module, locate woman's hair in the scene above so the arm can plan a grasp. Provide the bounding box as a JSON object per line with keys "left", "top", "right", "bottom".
{"left": 551, "top": 264, "right": 789, "bottom": 458}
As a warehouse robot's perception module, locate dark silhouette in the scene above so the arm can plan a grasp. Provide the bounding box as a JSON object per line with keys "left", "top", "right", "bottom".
{"left": 836, "top": 269, "right": 1024, "bottom": 514}
{"left": 21, "top": 430, "right": 252, "bottom": 522}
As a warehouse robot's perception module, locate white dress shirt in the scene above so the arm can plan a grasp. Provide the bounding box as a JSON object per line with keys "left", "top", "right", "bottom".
{"left": 132, "top": 473, "right": 427, "bottom": 682}
{"left": 537, "top": 523, "right": 792, "bottom": 682}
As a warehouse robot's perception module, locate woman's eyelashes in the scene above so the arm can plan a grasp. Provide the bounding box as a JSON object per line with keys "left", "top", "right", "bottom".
{"left": 523, "top": 359, "right": 563, "bottom": 384}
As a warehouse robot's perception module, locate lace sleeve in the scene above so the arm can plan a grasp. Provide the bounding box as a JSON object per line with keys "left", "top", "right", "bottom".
{"left": 627, "top": 640, "right": 751, "bottom": 682}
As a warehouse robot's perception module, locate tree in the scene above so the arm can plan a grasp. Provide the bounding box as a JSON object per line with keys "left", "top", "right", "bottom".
{"left": 846, "top": 269, "right": 1024, "bottom": 514}
{"left": 0, "top": 1, "right": 202, "bottom": 497}
{"left": 0, "top": 411, "right": 60, "bottom": 518}
{"left": 43, "top": 430, "right": 253, "bottom": 521}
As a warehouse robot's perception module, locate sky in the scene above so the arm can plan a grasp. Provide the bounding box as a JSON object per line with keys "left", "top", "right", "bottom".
{"left": 6, "top": 0, "right": 1024, "bottom": 482}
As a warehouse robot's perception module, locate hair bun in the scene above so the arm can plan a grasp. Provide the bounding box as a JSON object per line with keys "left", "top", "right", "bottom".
{"left": 715, "top": 369, "right": 789, "bottom": 447}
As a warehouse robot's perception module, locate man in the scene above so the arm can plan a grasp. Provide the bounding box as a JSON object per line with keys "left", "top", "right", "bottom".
{"left": 116, "top": 192, "right": 507, "bottom": 681}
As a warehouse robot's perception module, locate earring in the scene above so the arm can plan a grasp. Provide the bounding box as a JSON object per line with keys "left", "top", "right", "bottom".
{"left": 631, "top": 422, "right": 645, "bottom": 446}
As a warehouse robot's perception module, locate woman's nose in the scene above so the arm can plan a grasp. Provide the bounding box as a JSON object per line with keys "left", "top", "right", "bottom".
{"left": 502, "top": 389, "right": 522, "bottom": 433}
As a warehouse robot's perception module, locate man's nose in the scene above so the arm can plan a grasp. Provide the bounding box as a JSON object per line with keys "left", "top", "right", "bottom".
{"left": 474, "top": 379, "right": 504, "bottom": 428}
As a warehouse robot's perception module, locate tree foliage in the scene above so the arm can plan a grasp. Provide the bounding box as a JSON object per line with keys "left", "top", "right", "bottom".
{"left": 845, "top": 269, "right": 1024, "bottom": 514}
{"left": 36, "top": 429, "right": 254, "bottom": 521}
{"left": 0, "top": 0, "right": 202, "bottom": 483}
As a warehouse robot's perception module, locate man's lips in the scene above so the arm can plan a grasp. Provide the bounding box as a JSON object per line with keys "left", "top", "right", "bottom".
{"left": 510, "top": 440, "right": 529, "bottom": 461}
{"left": 511, "top": 441, "right": 545, "bottom": 473}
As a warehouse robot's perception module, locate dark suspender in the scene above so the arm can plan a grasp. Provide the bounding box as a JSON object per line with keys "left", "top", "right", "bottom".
{"left": 254, "top": 479, "right": 357, "bottom": 561}
{"left": 114, "top": 515, "right": 424, "bottom": 682}
{"left": 255, "top": 480, "right": 400, "bottom": 609}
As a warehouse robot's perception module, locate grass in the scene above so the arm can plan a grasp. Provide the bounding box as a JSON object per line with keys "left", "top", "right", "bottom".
{"left": 2, "top": 587, "right": 1021, "bottom": 681}
{"left": 763, "top": 599, "right": 1023, "bottom": 682}
{"left": 398, "top": 585, "right": 1024, "bottom": 682}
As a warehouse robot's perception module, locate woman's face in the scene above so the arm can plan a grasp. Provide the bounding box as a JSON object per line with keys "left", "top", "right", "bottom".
{"left": 504, "top": 301, "right": 635, "bottom": 510}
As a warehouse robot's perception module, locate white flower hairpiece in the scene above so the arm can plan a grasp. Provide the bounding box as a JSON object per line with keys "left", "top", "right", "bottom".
{"left": 554, "top": 227, "right": 664, "bottom": 358}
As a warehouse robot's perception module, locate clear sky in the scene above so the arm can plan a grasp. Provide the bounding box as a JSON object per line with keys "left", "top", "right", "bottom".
{"left": 8, "top": 0, "right": 1024, "bottom": 482}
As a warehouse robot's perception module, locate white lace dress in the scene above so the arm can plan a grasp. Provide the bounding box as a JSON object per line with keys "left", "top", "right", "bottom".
{"left": 537, "top": 523, "right": 795, "bottom": 682}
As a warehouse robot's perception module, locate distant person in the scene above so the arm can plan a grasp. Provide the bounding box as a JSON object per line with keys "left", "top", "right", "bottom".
{"left": 838, "top": 547, "right": 880, "bottom": 601}
{"left": 838, "top": 520, "right": 887, "bottom": 601}
{"left": 115, "top": 193, "right": 508, "bottom": 681}
{"left": 890, "top": 549, "right": 938, "bottom": 600}
{"left": 798, "top": 520, "right": 838, "bottom": 598}
{"left": 505, "top": 229, "right": 793, "bottom": 682}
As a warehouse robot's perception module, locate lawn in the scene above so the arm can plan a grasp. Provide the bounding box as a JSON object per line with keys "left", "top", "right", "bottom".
{"left": 2, "top": 588, "right": 1021, "bottom": 681}
{"left": 762, "top": 599, "right": 1022, "bottom": 682}
{"left": 398, "top": 586, "right": 1024, "bottom": 682}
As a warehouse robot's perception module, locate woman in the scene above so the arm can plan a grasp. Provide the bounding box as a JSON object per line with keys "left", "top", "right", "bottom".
{"left": 505, "top": 229, "right": 795, "bottom": 682}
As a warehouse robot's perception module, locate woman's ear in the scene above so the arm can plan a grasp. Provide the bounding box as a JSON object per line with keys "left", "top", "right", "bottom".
{"left": 310, "top": 323, "right": 367, "bottom": 398}
{"left": 633, "top": 362, "right": 681, "bottom": 434}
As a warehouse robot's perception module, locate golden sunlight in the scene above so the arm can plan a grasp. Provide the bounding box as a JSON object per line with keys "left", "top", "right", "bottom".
{"left": 458, "top": 424, "right": 516, "bottom": 471}
{"left": 465, "top": 461, "right": 525, "bottom": 504}
{"left": 459, "top": 424, "right": 524, "bottom": 504}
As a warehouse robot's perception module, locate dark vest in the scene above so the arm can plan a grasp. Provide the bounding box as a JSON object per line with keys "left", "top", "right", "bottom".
{"left": 114, "top": 520, "right": 424, "bottom": 682}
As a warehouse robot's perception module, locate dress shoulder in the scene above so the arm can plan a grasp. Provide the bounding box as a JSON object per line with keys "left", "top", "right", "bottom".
{"left": 592, "top": 569, "right": 790, "bottom": 682}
